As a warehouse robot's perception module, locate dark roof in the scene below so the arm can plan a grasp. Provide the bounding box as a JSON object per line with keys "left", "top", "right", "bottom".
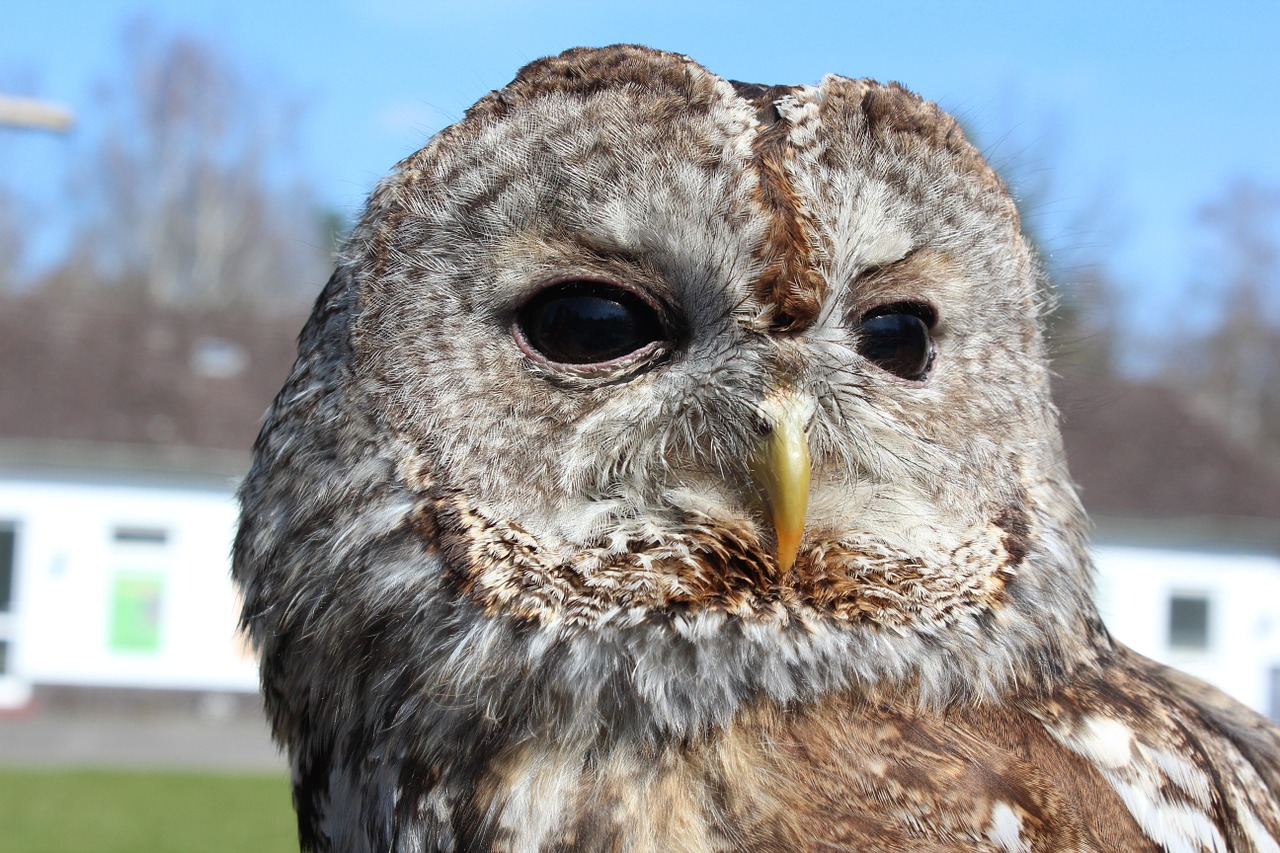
{"left": 0, "top": 294, "right": 301, "bottom": 459}
{"left": 1056, "top": 374, "right": 1280, "bottom": 523}
{"left": 2, "top": 294, "right": 1277, "bottom": 524}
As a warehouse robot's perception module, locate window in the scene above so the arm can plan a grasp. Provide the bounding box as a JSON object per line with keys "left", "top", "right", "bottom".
{"left": 108, "top": 525, "right": 170, "bottom": 656}
{"left": 0, "top": 524, "right": 15, "bottom": 675}
{"left": 112, "top": 526, "right": 168, "bottom": 545}
{"left": 1168, "top": 594, "right": 1211, "bottom": 650}
{"left": 109, "top": 574, "right": 164, "bottom": 653}
{"left": 0, "top": 524, "right": 13, "bottom": 613}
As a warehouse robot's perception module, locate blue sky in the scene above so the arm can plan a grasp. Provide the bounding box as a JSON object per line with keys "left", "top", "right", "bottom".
{"left": 4, "top": 0, "right": 1279, "bottom": 324}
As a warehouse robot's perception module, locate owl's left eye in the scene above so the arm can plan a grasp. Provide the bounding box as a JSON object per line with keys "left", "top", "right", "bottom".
{"left": 855, "top": 303, "right": 937, "bottom": 381}
{"left": 515, "top": 280, "right": 668, "bottom": 367}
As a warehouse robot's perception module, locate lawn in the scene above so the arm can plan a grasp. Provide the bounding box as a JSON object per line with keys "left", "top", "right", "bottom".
{"left": 0, "top": 767, "right": 297, "bottom": 852}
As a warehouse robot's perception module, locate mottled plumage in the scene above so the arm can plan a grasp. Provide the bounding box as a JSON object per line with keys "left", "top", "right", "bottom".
{"left": 234, "top": 45, "right": 1280, "bottom": 852}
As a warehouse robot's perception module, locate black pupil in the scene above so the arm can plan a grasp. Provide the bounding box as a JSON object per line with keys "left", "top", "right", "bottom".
{"left": 857, "top": 311, "right": 933, "bottom": 380}
{"left": 520, "top": 283, "right": 664, "bottom": 365}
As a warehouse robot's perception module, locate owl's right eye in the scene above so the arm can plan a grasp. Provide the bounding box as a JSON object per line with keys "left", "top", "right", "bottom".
{"left": 515, "top": 280, "right": 668, "bottom": 367}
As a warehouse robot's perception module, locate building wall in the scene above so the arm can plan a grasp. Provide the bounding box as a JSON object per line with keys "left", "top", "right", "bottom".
{"left": 1094, "top": 542, "right": 1280, "bottom": 717}
{"left": 0, "top": 476, "right": 258, "bottom": 706}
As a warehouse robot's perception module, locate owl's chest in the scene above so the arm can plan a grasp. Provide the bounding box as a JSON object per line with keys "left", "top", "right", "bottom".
{"left": 469, "top": 695, "right": 1159, "bottom": 853}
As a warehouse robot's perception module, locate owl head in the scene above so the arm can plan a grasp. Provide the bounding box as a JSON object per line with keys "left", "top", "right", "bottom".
{"left": 235, "top": 46, "right": 1102, "bottom": 763}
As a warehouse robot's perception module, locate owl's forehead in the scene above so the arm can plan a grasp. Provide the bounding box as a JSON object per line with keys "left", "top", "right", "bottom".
{"left": 382, "top": 45, "right": 1019, "bottom": 330}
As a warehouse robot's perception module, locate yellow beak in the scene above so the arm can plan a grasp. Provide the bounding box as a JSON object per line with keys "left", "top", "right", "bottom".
{"left": 751, "top": 392, "right": 812, "bottom": 573}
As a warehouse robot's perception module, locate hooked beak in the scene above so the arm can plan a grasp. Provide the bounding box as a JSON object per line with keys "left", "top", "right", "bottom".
{"left": 750, "top": 392, "right": 812, "bottom": 572}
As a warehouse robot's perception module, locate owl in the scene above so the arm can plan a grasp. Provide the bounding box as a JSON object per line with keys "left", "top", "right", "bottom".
{"left": 234, "top": 45, "right": 1280, "bottom": 852}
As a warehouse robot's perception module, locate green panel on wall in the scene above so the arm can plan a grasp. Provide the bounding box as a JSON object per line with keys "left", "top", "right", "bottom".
{"left": 109, "top": 573, "right": 164, "bottom": 653}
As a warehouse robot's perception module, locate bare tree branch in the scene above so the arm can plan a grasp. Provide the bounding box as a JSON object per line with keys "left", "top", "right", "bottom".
{"left": 53, "top": 21, "right": 331, "bottom": 312}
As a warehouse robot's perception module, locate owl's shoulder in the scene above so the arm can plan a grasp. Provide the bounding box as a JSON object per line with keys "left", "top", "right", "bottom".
{"left": 701, "top": 645, "right": 1280, "bottom": 851}
{"left": 1031, "top": 644, "right": 1280, "bottom": 851}
{"left": 1141, "top": 651, "right": 1280, "bottom": 794}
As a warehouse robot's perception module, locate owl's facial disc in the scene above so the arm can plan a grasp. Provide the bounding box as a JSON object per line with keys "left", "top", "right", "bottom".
{"left": 335, "top": 52, "right": 1067, "bottom": 637}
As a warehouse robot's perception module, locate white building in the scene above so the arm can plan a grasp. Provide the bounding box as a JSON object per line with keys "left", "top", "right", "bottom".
{"left": 0, "top": 464, "right": 253, "bottom": 708}
{"left": 1, "top": 295, "right": 1278, "bottom": 718}
{"left": 1094, "top": 537, "right": 1280, "bottom": 717}
{"left": 0, "top": 295, "right": 295, "bottom": 710}
{"left": 1057, "top": 377, "right": 1280, "bottom": 719}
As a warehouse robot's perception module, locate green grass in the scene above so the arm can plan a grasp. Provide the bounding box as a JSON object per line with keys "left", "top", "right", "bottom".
{"left": 0, "top": 768, "right": 297, "bottom": 852}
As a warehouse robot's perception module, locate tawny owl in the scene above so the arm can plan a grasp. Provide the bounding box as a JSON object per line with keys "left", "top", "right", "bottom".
{"left": 234, "top": 45, "right": 1280, "bottom": 852}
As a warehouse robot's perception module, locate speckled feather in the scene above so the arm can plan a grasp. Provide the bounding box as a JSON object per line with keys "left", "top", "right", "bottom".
{"left": 233, "top": 45, "right": 1280, "bottom": 852}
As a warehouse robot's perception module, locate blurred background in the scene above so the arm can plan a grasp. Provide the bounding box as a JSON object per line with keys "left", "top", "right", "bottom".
{"left": 1, "top": 1, "right": 1278, "bottom": 849}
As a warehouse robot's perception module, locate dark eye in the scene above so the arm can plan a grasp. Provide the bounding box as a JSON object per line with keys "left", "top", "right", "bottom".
{"left": 856, "top": 303, "right": 936, "bottom": 381}
{"left": 516, "top": 280, "right": 667, "bottom": 366}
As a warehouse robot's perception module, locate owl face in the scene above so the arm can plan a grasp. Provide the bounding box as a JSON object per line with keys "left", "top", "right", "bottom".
{"left": 348, "top": 47, "right": 1067, "bottom": 625}
{"left": 237, "top": 46, "right": 1098, "bottom": 746}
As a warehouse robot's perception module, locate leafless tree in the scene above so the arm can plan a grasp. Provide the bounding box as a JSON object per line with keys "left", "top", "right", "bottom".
{"left": 0, "top": 189, "right": 26, "bottom": 294}
{"left": 1172, "top": 179, "right": 1280, "bottom": 456}
{"left": 0, "top": 72, "right": 44, "bottom": 294}
{"left": 59, "top": 21, "right": 332, "bottom": 312}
